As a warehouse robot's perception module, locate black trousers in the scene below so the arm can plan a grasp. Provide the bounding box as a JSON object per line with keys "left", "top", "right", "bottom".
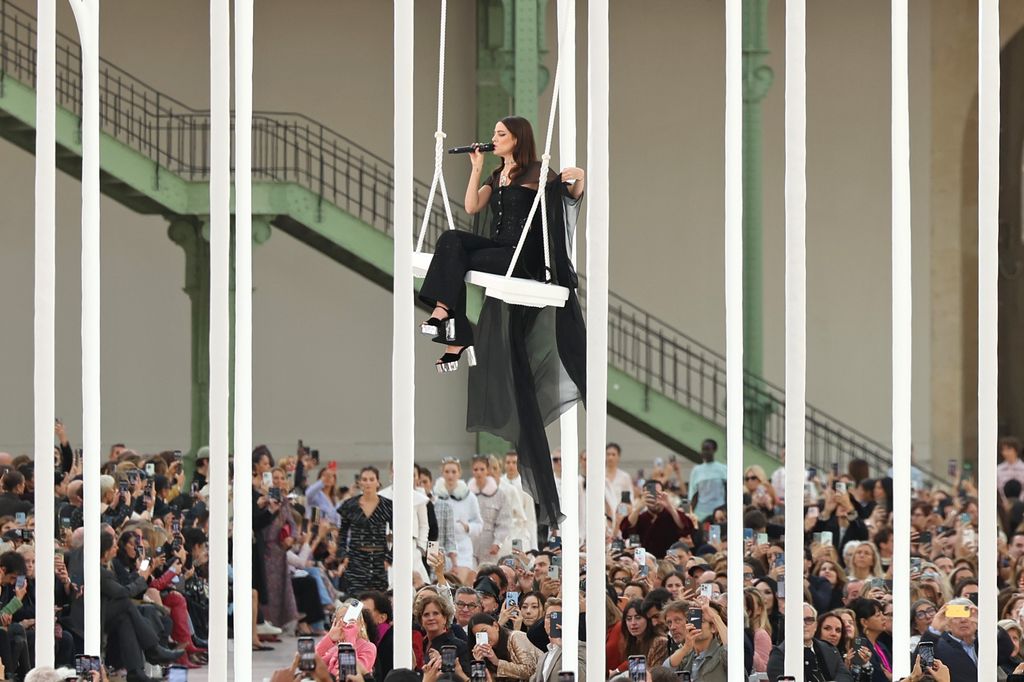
{"left": 103, "top": 596, "right": 161, "bottom": 676}
{"left": 291, "top": 575, "right": 323, "bottom": 625}
{"left": 419, "top": 230, "right": 522, "bottom": 347}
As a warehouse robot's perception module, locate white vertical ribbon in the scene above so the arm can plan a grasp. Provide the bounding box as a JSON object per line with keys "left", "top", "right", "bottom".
{"left": 783, "top": 0, "right": 807, "bottom": 679}
{"left": 977, "top": 1, "right": 1000, "bottom": 679}
{"left": 585, "top": 0, "right": 609, "bottom": 679}
{"left": 232, "top": 0, "right": 254, "bottom": 678}
{"left": 724, "top": 0, "right": 745, "bottom": 676}
{"left": 208, "top": 0, "right": 231, "bottom": 678}
{"left": 556, "top": 0, "right": 579, "bottom": 671}
{"left": 68, "top": 0, "right": 102, "bottom": 654}
{"left": 392, "top": 0, "right": 415, "bottom": 670}
{"left": 33, "top": 0, "right": 57, "bottom": 667}
{"left": 890, "top": 0, "right": 913, "bottom": 676}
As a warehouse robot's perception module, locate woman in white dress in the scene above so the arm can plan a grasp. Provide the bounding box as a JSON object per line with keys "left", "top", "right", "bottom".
{"left": 433, "top": 457, "right": 482, "bottom": 581}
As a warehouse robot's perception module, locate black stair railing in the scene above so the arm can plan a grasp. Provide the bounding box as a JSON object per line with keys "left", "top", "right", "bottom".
{"left": 0, "top": 0, "right": 945, "bottom": 486}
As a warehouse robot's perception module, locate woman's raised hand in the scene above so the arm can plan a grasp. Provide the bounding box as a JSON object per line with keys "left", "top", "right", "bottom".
{"left": 560, "top": 167, "right": 585, "bottom": 183}
{"left": 469, "top": 146, "right": 485, "bottom": 173}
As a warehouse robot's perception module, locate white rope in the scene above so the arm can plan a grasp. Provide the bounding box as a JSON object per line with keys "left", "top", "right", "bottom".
{"left": 978, "top": 1, "right": 1000, "bottom": 679}
{"left": 783, "top": 0, "right": 806, "bottom": 678}
{"left": 585, "top": 1, "right": 609, "bottom": 681}
{"left": 207, "top": 0, "right": 231, "bottom": 678}
{"left": 724, "top": 0, "right": 745, "bottom": 677}
{"left": 890, "top": 0, "right": 913, "bottom": 676}
{"left": 392, "top": 0, "right": 416, "bottom": 669}
{"left": 33, "top": 0, "right": 57, "bottom": 667}
{"left": 67, "top": 0, "right": 102, "bottom": 654}
{"left": 232, "top": 0, "right": 254, "bottom": 678}
{"left": 414, "top": 0, "right": 457, "bottom": 254}
{"left": 555, "top": 0, "right": 579, "bottom": 672}
{"left": 503, "top": 16, "right": 571, "bottom": 281}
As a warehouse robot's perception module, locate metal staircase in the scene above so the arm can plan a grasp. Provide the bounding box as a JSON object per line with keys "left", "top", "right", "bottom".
{"left": 0, "top": 0, "right": 939, "bottom": 483}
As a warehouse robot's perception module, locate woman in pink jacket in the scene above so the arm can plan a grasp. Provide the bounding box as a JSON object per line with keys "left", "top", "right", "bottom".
{"left": 316, "top": 606, "right": 378, "bottom": 680}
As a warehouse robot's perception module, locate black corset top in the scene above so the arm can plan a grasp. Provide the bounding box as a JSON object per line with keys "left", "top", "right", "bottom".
{"left": 490, "top": 184, "right": 540, "bottom": 247}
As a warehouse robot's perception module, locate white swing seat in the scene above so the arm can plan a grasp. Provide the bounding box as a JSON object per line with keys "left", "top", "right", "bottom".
{"left": 412, "top": 252, "right": 570, "bottom": 308}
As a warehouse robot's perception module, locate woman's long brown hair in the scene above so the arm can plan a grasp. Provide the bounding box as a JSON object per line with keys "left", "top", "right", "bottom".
{"left": 493, "top": 116, "right": 538, "bottom": 184}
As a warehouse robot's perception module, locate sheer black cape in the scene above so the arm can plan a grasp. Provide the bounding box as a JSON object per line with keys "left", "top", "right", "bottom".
{"left": 466, "top": 177, "right": 586, "bottom": 527}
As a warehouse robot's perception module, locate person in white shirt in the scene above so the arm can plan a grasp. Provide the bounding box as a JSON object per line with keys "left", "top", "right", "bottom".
{"left": 604, "top": 443, "right": 634, "bottom": 514}
{"left": 998, "top": 437, "right": 1024, "bottom": 499}
{"left": 497, "top": 452, "right": 538, "bottom": 551}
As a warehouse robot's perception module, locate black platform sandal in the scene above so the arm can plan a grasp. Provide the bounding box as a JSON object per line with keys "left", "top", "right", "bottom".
{"left": 436, "top": 346, "right": 477, "bottom": 373}
{"left": 420, "top": 304, "right": 456, "bottom": 342}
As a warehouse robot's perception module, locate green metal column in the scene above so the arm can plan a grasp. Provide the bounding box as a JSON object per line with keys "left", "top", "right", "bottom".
{"left": 476, "top": 0, "right": 549, "bottom": 142}
{"left": 169, "top": 217, "right": 210, "bottom": 463}
{"left": 170, "top": 215, "right": 273, "bottom": 481}
{"left": 742, "top": 0, "right": 774, "bottom": 446}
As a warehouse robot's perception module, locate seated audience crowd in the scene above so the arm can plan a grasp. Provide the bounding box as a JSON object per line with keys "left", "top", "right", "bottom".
{"left": 4, "top": 427, "right": 1024, "bottom": 682}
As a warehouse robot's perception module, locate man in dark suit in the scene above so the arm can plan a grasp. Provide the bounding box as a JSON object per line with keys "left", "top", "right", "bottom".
{"left": 928, "top": 598, "right": 978, "bottom": 682}
{"left": 767, "top": 603, "right": 853, "bottom": 682}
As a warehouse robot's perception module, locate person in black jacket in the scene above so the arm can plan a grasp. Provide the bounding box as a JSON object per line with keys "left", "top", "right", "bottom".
{"left": 810, "top": 487, "right": 869, "bottom": 569}
{"left": 766, "top": 602, "right": 853, "bottom": 682}
{"left": 0, "top": 472, "right": 32, "bottom": 520}
{"left": 97, "top": 530, "right": 182, "bottom": 682}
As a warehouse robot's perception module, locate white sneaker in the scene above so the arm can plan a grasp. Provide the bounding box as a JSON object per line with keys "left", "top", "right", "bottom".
{"left": 256, "top": 622, "right": 282, "bottom": 636}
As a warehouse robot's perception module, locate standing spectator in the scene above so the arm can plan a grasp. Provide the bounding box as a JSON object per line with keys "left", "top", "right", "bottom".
{"left": 619, "top": 479, "right": 693, "bottom": 557}
{"left": 337, "top": 466, "right": 393, "bottom": 595}
{"left": 433, "top": 458, "right": 482, "bottom": 578}
{"left": 469, "top": 455, "right": 516, "bottom": 565}
{"left": 604, "top": 443, "right": 633, "bottom": 513}
{"left": 305, "top": 466, "right": 341, "bottom": 526}
{"left": 688, "top": 439, "right": 727, "bottom": 521}
{"left": 261, "top": 467, "right": 300, "bottom": 630}
{"left": 1000, "top": 437, "right": 1024, "bottom": 500}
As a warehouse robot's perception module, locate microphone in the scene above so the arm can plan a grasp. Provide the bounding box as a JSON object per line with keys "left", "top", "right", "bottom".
{"left": 447, "top": 143, "right": 495, "bottom": 154}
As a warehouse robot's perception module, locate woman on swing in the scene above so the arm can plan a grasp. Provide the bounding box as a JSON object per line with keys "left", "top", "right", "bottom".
{"left": 418, "top": 116, "right": 585, "bottom": 371}
{"left": 418, "top": 115, "right": 587, "bottom": 530}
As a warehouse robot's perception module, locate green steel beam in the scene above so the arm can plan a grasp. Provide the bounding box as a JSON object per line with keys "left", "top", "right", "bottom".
{"left": 742, "top": 0, "right": 774, "bottom": 447}
{"left": 607, "top": 367, "right": 779, "bottom": 472}
{"left": 476, "top": 0, "right": 549, "bottom": 141}
{"left": 0, "top": 66, "right": 779, "bottom": 470}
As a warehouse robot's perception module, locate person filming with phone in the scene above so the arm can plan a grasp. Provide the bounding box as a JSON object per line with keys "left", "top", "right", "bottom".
{"left": 912, "top": 597, "right": 978, "bottom": 682}
{"left": 618, "top": 480, "right": 694, "bottom": 558}
{"left": 663, "top": 599, "right": 727, "bottom": 682}
{"left": 467, "top": 612, "right": 542, "bottom": 681}
{"left": 316, "top": 600, "right": 378, "bottom": 681}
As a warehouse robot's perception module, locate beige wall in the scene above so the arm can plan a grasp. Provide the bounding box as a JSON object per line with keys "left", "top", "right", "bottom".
{"left": 1, "top": 0, "right": 1004, "bottom": 475}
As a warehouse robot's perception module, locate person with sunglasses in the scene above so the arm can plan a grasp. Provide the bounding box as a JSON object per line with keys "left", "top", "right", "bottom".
{"left": 767, "top": 602, "right": 854, "bottom": 682}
